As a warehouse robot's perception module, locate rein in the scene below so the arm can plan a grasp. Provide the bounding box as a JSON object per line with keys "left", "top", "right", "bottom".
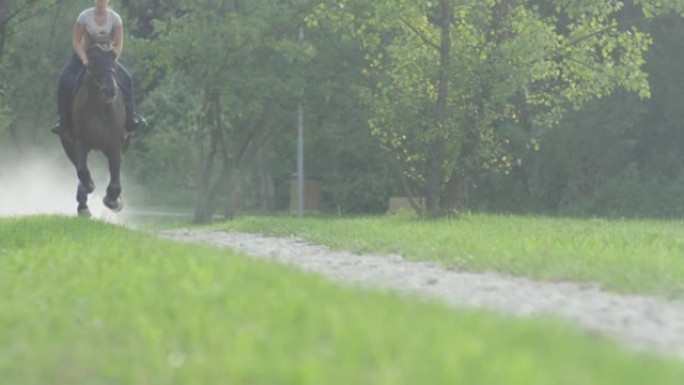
{"left": 86, "top": 67, "right": 116, "bottom": 80}
{"left": 84, "top": 43, "right": 118, "bottom": 97}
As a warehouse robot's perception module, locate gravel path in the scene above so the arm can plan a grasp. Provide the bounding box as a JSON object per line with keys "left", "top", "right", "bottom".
{"left": 159, "top": 229, "right": 684, "bottom": 359}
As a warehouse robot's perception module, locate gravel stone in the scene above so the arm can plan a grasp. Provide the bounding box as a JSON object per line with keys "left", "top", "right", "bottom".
{"left": 159, "top": 229, "right": 684, "bottom": 359}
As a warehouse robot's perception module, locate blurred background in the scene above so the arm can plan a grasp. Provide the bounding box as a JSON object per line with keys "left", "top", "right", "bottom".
{"left": 1, "top": 0, "right": 683, "bottom": 222}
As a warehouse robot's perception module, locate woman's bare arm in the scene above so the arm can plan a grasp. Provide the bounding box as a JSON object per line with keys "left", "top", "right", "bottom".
{"left": 72, "top": 22, "right": 88, "bottom": 65}
{"left": 113, "top": 24, "right": 123, "bottom": 59}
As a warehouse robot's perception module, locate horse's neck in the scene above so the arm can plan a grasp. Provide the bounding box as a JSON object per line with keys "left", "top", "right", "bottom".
{"left": 80, "top": 76, "right": 120, "bottom": 106}
{"left": 83, "top": 76, "right": 100, "bottom": 99}
{"left": 73, "top": 75, "right": 125, "bottom": 141}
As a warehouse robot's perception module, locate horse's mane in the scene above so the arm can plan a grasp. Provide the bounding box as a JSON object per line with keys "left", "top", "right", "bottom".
{"left": 89, "top": 42, "right": 115, "bottom": 53}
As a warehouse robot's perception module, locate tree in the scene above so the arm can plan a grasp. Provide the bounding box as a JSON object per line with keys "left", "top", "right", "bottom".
{"left": 0, "top": 0, "right": 71, "bottom": 145}
{"left": 0, "top": 0, "right": 55, "bottom": 61}
{"left": 149, "top": 0, "right": 313, "bottom": 223}
{"left": 314, "top": 0, "right": 682, "bottom": 217}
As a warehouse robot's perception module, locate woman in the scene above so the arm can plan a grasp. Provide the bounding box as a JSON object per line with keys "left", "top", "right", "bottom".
{"left": 52, "top": 0, "right": 146, "bottom": 137}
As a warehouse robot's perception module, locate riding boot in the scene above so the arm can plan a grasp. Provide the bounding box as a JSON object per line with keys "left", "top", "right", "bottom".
{"left": 116, "top": 63, "right": 147, "bottom": 132}
{"left": 51, "top": 116, "right": 71, "bottom": 138}
{"left": 51, "top": 118, "right": 64, "bottom": 135}
{"left": 52, "top": 87, "right": 71, "bottom": 136}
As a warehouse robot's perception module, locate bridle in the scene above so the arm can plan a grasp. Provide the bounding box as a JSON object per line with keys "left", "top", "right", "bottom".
{"left": 86, "top": 66, "right": 116, "bottom": 81}
{"left": 85, "top": 43, "right": 118, "bottom": 101}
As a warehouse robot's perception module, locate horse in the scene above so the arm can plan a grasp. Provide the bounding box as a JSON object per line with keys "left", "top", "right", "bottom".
{"left": 59, "top": 43, "right": 130, "bottom": 218}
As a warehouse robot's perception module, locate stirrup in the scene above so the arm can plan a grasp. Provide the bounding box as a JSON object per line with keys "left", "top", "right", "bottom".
{"left": 129, "top": 114, "right": 148, "bottom": 131}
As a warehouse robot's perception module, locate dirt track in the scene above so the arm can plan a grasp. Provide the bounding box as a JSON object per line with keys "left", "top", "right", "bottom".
{"left": 159, "top": 229, "right": 684, "bottom": 359}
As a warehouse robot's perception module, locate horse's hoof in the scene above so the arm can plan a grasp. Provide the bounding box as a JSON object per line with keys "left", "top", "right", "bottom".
{"left": 103, "top": 197, "right": 124, "bottom": 213}
{"left": 78, "top": 207, "right": 92, "bottom": 218}
{"left": 79, "top": 181, "right": 95, "bottom": 194}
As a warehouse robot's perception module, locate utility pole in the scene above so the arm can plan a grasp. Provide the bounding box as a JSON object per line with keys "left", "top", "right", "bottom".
{"left": 296, "top": 25, "right": 305, "bottom": 217}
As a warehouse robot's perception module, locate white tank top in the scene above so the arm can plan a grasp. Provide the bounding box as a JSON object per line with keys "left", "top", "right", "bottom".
{"left": 77, "top": 8, "right": 122, "bottom": 51}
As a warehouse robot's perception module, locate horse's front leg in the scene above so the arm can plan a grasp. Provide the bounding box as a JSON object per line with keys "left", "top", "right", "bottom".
{"left": 103, "top": 149, "right": 124, "bottom": 213}
{"left": 75, "top": 146, "right": 95, "bottom": 218}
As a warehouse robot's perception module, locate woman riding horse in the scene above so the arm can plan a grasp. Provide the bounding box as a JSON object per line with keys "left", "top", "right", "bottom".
{"left": 52, "top": 0, "right": 146, "bottom": 137}
{"left": 62, "top": 42, "right": 127, "bottom": 216}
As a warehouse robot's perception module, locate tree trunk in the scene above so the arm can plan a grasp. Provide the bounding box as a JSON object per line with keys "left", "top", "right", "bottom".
{"left": 193, "top": 96, "right": 272, "bottom": 223}
{"left": 193, "top": 89, "right": 221, "bottom": 223}
{"left": 441, "top": 170, "right": 467, "bottom": 216}
{"left": 441, "top": 128, "right": 481, "bottom": 215}
{"left": 258, "top": 141, "right": 275, "bottom": 210}
{"left": 426, "top": 0, "right": 452, "bottom": 218}
{"left": 223, "top": 168, "right": 242, "bottom": 220}
{"left": 0, "top": 1, "right": 10, "bottom": 61}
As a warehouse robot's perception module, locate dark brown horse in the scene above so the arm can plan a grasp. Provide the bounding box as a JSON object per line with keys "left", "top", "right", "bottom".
{"left": 60, "top": 43, "right": 130, "bottom": 217}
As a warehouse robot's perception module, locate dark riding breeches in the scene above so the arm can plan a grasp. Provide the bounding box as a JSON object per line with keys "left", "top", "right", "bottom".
{"left": 57, "top": 53, "right": 136, "bottom": 129}
{"left": 56, "top": 54, "right": 84, "bottom": 129}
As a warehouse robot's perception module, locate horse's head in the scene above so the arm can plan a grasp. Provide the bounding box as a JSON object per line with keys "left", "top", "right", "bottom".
{"left": 85, "top": 43, "right": 119, "bottom": 102}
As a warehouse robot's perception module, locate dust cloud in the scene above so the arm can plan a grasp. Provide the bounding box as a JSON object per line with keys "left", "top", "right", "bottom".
{"left": 0, "top": 147, "right": 128, "bottom": 224}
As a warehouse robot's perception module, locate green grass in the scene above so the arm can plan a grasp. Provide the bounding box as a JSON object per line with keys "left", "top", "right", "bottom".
{"left": 210, "top": 213, "right": 684, "bottom": 299}
{"left": 2, "top": 216, "right": 684, "bottom": 384}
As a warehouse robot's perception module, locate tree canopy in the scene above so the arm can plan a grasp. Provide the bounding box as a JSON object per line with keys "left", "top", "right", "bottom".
{"left": 1, "top": 0, "right": 684, "bottom": 220}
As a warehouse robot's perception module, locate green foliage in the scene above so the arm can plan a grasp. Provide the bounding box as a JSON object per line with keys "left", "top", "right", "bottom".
{"left": 473, "top": 13, "right": 684, "bottom": 218}
{"left": 474, "top": 91, "right": 647, "bottom": 215}
{"left": 125, "top": 73, "right": 200, "bottom": 206}
{"left": 3, "top": 216, "right": 684, "bottom": 383}
{"left": 126, "top": 0, "right": 398, "bottom": 215}
{"left": 2, "top": 1, "right": 684, "bottom": 218}
{"left": 0, "top": 101, "right": 11, "bottom": 136}
{"left": 138, "top": 0, "right": 316, "bottom": 221}
{"left": 0, "top": 0, "right": 69, "bottom": 144}
{"left": 300, "top": 19, "right": 398, "bottom": 214}
{"left": 637, "top": 0, "right": 684, "bottom": 17}
{"left": 313, "top": 0, "right": 665, "bottom": 216}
